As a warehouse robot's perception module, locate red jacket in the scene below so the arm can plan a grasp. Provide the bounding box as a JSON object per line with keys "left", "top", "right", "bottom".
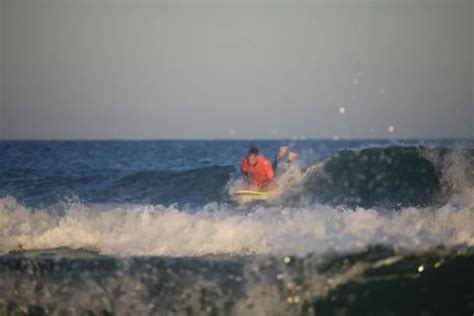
{"left": 241, "top": 155, "right": 274, "bottom": 186}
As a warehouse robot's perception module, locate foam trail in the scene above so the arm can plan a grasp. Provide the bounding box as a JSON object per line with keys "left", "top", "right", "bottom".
{"left": 1, "top": 196, "right": 473, "bottom": 256}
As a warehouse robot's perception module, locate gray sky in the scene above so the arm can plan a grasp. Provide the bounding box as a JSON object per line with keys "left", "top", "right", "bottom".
{"left": 1, "top": 0, "right": 473, "bottom": 139}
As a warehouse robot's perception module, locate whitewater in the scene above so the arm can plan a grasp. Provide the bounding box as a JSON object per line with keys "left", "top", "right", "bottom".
{"left": 1, "top": 196, "right": 474, "bottom": 256}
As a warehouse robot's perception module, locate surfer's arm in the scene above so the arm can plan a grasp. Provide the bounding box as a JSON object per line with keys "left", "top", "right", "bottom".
{"left": 273, "top": 146, "right": 288, "bottom": 172}
{"left": 241, "top": 170, "right": 251, "bottom": 184}
{"left": 240, "top": 160, "right": 251, "bottom": 184}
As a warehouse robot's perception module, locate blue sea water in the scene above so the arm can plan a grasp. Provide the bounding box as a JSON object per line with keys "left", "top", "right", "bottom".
{"left": 0, "top": 139, "right": 473, "bottom": 315}
{"left": 2, "top": 139, "right": 472, "bottom": 207}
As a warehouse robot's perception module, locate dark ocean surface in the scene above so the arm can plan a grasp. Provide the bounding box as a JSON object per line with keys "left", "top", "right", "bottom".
{"left": 1, "top": 139, "right": 473, "bottom": 315}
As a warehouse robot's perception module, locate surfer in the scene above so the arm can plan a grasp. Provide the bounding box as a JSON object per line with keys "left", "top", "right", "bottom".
{"left": 241, "top": 146, "right": 298, "bottom": 191}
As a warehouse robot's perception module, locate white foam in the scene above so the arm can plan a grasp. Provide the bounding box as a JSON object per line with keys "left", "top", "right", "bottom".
{"left": 1, "top": 196, "right": 473, "bottom": 257}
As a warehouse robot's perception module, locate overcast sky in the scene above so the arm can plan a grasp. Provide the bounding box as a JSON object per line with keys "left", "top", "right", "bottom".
{"left": 1, "top": 0, "right": 473, "bottom": 139}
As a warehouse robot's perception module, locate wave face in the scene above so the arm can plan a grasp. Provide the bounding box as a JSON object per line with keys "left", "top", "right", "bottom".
{"left": 1, "top": 247, "right": 473, "bottom": 315}
{"left": 301, "top": 146, "right": 474, "bottom": 208}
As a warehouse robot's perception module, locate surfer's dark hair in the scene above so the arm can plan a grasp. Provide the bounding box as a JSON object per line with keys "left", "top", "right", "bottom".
{"left": 247, "top": 147, "right": 259, "bottom": 156}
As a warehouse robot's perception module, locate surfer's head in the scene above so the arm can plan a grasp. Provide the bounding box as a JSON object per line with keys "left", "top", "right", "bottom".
{"left": 246, "top": 147, "right": 259, "bottom": 165}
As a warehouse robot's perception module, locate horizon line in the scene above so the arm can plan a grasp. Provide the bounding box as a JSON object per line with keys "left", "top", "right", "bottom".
{"left": 1, "top": 137, "right": 473, "bottom": 142}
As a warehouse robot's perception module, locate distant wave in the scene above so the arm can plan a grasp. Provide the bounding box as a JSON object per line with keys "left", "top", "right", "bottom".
{"left": 104, "top": 165, "right": 234, "bottom": 205}
{"left": 1, "top": 165, "right": 235, "bottom": 207}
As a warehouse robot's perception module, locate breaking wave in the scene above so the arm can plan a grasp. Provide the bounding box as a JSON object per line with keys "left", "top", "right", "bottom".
{"left": 1, "top": 194, "right": 473, "bottom": 256}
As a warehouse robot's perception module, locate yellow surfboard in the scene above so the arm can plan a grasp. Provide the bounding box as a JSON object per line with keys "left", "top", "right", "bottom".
{"left": 233, "top": 189, "right": 279, "bottom": 205}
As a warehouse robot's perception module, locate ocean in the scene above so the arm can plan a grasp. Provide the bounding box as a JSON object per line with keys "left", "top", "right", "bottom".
{"left": 0, "top": 139, "right": 473, "bottom": 315}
